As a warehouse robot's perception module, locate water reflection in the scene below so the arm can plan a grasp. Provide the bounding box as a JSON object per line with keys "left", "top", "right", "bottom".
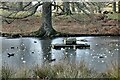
{"left": 66, "top": 49, "right": 76, "bottom": 64}
{"left": 51, "top": 36, "right": 119, "bottom": 72}
{"left": 41, "top": 39, "right": 53, "bottom": 65}
{"left": 0, "top": 36, "right": 119, "bottom": 72}
{"left": 1, "top": 37, "right": 43, "bottom": 69}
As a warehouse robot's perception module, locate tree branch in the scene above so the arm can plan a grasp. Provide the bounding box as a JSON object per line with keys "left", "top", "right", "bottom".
{"left": 51, "top": 4, "right": 64, "bottom": 12}
{"left": 1, "top": 2, "right": 43, "bottom": 19}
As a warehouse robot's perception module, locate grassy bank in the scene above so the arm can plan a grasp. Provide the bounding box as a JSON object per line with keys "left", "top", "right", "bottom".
{"left": 1, "top": 60, "right": 119, "bottom": 79}
{"left": 107, "top": 13, "right": 120, "bottom": 20}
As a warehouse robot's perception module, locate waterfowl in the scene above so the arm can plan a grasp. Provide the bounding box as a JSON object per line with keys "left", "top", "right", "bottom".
{"left": 50, "top": 59, "right": 56, "bottom": 62}
{"left": 11, "top": 46, "right": 15, "bottom": 49}
{"left": 7, "top": 53, "right": 14, "bottom": 57}
{"left": 99, "top": 56, "right": 104, "bottom": 58}
{"left": 34, "top": 41, "right": 37, "bottom": 43}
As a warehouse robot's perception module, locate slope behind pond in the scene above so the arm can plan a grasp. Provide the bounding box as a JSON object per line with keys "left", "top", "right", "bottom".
{"left": 1, "top": 14, "right": 120, "bottom": 35}
{"left": 1, "top": 36, "right": 119, "bottom": 73}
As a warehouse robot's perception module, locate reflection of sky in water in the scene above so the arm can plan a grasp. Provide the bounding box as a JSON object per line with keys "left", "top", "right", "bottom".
{"left": 0, "top": 37, "right": 2, "bottom": 70}
{"left": 52, "top": 36, "right": 119, "bottom": 72}
{"left": 0, "top": 36, "right": 119, "bottom": 72}
{"left": 1, "top": 37, "right": 43, "bottom": 69}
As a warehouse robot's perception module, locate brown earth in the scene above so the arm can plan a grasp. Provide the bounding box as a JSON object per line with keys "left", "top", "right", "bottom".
{"left": 1, "top": 15, "right": 120, "bottom": 36}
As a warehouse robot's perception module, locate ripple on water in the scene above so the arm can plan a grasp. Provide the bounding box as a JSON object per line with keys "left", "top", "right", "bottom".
{"left": 23, "top": 61, "right": 26, "bottom": 64}
{"left": 1, "top": 36, "right": 119, "bottom": 73}
{"left": 21, "top": 57, "right": 24, "bottom": 60}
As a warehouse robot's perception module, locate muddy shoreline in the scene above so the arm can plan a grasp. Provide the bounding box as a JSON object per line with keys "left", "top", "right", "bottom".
{"left": 0, "top": 32, "right": 120, "bottom": 39}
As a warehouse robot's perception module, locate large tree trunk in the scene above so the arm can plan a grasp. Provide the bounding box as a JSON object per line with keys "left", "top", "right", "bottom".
{"left": 38, "top": 2, "right": 56, "bottom": 37}
{"left": 71, "top": 3, "right": 75, "bottom": 12}
{"left": 118, "top": 1, "right": 120, "bottom": 13}
{"left": 113, "top": 2, "right": 116, "bottom": 13}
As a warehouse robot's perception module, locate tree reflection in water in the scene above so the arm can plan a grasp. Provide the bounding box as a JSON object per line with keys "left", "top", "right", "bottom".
{"left": 41, "top": 39, "right": 52, "bottom": 66}
{"left": 63, "top": 48, "right": 76, "bottom": 64}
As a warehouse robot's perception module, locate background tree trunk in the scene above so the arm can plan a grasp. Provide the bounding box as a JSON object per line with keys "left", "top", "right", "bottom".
{"left": 118, "top": 1, "right": 120, "bottom": 13}
{"left": 98, "top": 6, "right": 102, "bottom": 13}
{"left": 113, "top": 2, "right": 116, "bottom": 13}
{"left": 71, "top": 3, "right": 75, "bottom": 12}
{"left": 18, "top": 2, "right": 24, "bottom": 11}
{"left": 63, "top": 2, "right": 71, "bottom": 15}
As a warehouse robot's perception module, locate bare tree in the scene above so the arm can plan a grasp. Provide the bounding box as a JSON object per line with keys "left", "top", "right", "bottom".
{"left": 71, "top": 2, "right": 75, "bottom": 12}
{"left": 118, "top": 1, "right": 120, "bottom": 13}
{"left": 63, "top": 2, "right": 72, "bottom": 15}
{"left": 1, "top": 2, "right": 57, "bottom": 37}
{"left": 37, "top": 2, "right": 56, "bottom": 37}
{"left": 113, "top": 2, "right": 116, "bottom": 13}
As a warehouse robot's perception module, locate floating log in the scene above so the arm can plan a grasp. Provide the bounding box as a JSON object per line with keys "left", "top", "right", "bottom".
{"left": 51, "top": 44, "right": 90, "bottom": 50}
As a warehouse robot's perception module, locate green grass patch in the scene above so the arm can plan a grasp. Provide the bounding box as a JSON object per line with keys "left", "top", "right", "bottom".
{"left": 107, "top": 13, "right": 120, "bottom": 20}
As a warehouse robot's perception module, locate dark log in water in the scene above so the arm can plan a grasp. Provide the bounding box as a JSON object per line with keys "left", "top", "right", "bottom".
{"left": 51, "top": 44, "right": 90, "bottom": 49}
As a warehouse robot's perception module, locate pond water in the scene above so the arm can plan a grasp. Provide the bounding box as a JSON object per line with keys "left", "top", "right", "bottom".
{"left": 0, "top": 36, "right": 119, "bottom": 72}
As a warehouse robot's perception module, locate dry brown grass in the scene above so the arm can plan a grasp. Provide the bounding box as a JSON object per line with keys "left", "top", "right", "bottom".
{"left": 1, "top": 60, "right": 119, "bottom": 79}
{"left": 1, "top": 15, "right": 120, "bottom": 35}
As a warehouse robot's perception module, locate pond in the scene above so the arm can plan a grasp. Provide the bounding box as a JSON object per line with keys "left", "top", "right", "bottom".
{"left": 0, "top": 36, "right": 119, "bottom": 73}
